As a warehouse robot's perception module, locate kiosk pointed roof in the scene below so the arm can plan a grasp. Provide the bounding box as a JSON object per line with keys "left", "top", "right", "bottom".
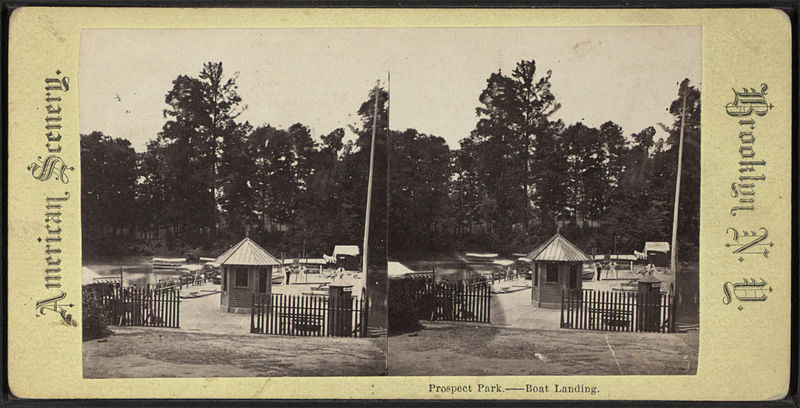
{"left": 526, "top": 233, "right": 592, "bottom": 262}
{"left": 212, "top": 237, "right": 281, "bottom": 266}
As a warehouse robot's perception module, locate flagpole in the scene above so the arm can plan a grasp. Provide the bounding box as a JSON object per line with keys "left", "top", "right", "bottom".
{"left": 362, "top": 81, "right": 380, "bottom": 281}
{"left": 386, "top": 72, "right": 391, "bottom": 237}
{"left": 670, "top": 83, "right": 688, "bottom": 294}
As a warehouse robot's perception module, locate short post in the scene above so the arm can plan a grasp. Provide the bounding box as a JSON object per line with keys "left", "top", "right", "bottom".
{"left": 328, "top": 279, "right": 353, "bottom": 337}
{"left": 637, "top": 273, "right": 662, "bottom": 332}
{"left": 560, "top": 288, "right": 565, "bottom": 328}
{"left": 250, "top": 294, "right": 256, "bottom": 333}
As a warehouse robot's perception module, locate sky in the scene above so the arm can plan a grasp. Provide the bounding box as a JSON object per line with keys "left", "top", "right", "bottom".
{"left": 80, "top": 27, "right": 700, "bottom": 151}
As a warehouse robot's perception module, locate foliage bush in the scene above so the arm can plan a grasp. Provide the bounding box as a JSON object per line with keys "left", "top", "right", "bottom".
{"left": 185, "top": 248, "right": 202, "bottom": 263}
{"left": 128, "top": 239, "right": 154, "bottom": 256}
{"left": 82, "top": 285, "right": 112, "bottom": 341}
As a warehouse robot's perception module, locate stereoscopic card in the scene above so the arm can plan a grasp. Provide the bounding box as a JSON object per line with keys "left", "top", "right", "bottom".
{"left": 5, "top": 7, "right": 793, "bottom": 402}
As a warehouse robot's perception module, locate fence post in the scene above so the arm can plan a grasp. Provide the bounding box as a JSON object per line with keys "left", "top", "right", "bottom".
{"left": 361, "top": 296, "right": 369, "bottom": 337}
{"left": 175, "top": 287, "right": 180, "bottom": 328}
{"left": 560, "top": 288, "right": 565, "bottom": 328}
{"left": 669, "top": 293, "right": 676, "bottom": 333}
{"left": 251, "top": 294, "right": 256, "bottom": 333}
{"left": 486, "top": 282, "right": 491, "bottom": 323}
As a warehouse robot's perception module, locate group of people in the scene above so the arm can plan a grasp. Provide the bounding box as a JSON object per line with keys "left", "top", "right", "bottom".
{"left": 282, "top": 262, "right": 306, "bottom": 285}
{"left": 282, "top": 264, "right": 349, "bottom": 285}
{"left": 595, "top": 261, "right": 618, "bottom": 281}
{"left": 594, "top": 261, "right": 657, "bottom": 280}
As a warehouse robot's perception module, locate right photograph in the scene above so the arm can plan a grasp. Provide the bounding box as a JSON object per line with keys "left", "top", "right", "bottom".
{"left": 387, "top": 25, "right": 700, "bottom": 376}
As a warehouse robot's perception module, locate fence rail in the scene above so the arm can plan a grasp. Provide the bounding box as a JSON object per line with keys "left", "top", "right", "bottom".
{"left": 250, "top": 293, "right": 369, "bottom": 337}
{"left": 88, "top": 282, "right": 180, "bottom": 328}
{"left": 560, "top": 288, "right": 674, "bottom": 333}
{"left": 391, "top": 278, "right": 491, "bottom": 323}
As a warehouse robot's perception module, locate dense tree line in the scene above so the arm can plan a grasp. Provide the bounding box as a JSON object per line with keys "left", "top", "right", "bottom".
{"left": 82, "top": 62, "right": 385, "bottom": 260}
{"left": 82, "top": 59, "right": 699, "bottom": 264}
{"left": 389, "top": 60, "right": 700, "bottom": 260}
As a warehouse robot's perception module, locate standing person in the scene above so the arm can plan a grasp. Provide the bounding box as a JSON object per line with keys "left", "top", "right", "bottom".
{"left": 596, "top": 263, "right": 602, "bottom": 281}
{"left": 610, "top": 261, "right": 617, "bottom": 279}
{"left": 285, "top": 266, "right": 292, "bottom": 286}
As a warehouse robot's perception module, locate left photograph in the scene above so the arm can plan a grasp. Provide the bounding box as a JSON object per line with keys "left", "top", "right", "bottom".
{"left": 79, "top": 29, "right": 388, "bottom": 378}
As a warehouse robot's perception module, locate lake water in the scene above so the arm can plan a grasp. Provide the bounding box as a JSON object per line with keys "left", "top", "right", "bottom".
{"left": 82, "top": 259, "right": 184, "bottom": 287}
{"left": 399, "top": 260, "right": 503, "bottom": 281}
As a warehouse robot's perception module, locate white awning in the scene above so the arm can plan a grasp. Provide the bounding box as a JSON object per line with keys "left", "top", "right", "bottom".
{"left": 283, "top": 258, "right": 327, "bottom": 265}
{"left": 388, "top": 261, "right": 416, "bottom": 278}
{"left": 333, "top": 245, "right": 360, "bottom": 257}
{"left": 644, "top": 242, "right": 670, "bottom": 253}
{"left": 152, "top": 257, "right": 185, "bottom": 263}
{"left": 465, "top": 252, "right": 498, "bottom": 259}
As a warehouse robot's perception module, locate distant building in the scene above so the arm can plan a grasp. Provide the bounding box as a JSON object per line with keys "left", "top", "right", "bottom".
{"left": 332, "top": 245, "right": 361, "bottom": 271}
{"left": 643, "top": 242, "right": 670, "bottom": 267}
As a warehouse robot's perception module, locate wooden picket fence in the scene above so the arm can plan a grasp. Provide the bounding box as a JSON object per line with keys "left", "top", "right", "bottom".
{"left": 391, "top": 278, "right": 491, "bottom": 323}
{"left": 250, "top": 293, "right": 369, "bottom": 338}
{"left": 89, "top": 282, "right": 180, "bottom": 328}
{"left": 561, "top": 289, "right": 674, "bottom": 333}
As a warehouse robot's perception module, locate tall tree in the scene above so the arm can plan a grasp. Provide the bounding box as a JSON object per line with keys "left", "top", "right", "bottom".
{"left": 511, "top": 60, "right": 561, "bottom": 230}
{"left": 80, "top": 132, "right": 138, "bottom": 253}
{"left": 561, "top": 122, "right": 607, "bottom": 224}
{"left": 450, "top": 137, "right": 488, "bottom": 240}
{"left": 388, "top": 128, "right": 451, "bottom": 255}
{"left": 158, "top": 61, "right": 246, "bottom": 236}
{"left": 599, "top": 121, "right": 627, "bottom": 191}
{"left": 530, "top": 119, "right": 568, "bottom": 231}
{"left": 218, "top": 121, "right": 255, "bottom": 237}
{"left": 470, "top": 71, "right": 526, "bottom": 238}
{"left": 466, "top": 60, "right": 562, "bottom": 239}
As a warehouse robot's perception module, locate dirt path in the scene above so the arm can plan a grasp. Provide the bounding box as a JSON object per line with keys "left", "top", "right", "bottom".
{"left": 84, "top": 327, "right": 387, "bottom": 378}
{"left": 388, "top": 321, "right": 698, "bottom": 376}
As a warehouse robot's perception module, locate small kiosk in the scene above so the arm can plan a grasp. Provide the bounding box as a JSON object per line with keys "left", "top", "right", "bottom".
{"left": 528, "top": 233, "right": 593, "bottom": 309}
{"left": 214, "top": 237, "right": 281, "bottom": 314}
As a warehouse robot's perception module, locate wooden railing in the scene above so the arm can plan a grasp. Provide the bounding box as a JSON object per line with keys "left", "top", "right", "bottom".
{"left": 250, "top": 293, "right": 369, "bottom": 338}
{"left": 561, "top": 288, "right": 674, "bottom": 333}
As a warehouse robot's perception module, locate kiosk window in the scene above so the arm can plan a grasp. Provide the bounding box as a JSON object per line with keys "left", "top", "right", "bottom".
{"left": 235, "top": 267, "right": 248, "bottom": 287}
{"left": 545, "top": 263, "right": 559, "bottom": 283}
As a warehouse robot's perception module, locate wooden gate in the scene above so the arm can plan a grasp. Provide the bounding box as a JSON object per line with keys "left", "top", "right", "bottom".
{"left": 250, "top": 293, "right": 369, "bottom": 337}
{"left": 90, "top": 283, "right": 181, "bottom": 328}
{"left": 560, "top": 289, "right": 674, "bottom": 333}
{"left": 392, "top": 278, "right": 491, "bottom": 323}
